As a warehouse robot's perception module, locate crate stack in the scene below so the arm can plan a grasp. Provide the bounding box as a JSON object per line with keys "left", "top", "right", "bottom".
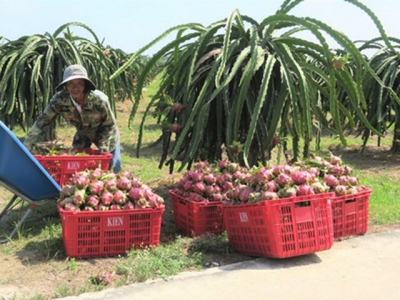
{"left": 170, "top": 156, "right": 373, "bottom": 259}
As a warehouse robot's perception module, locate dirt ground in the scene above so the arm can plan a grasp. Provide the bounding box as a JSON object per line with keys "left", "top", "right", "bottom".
{"left": 1, "top": 139, "right": 400, "bottom": 299}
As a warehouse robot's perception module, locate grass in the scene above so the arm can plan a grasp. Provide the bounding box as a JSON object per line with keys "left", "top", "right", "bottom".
{"left": 0, "top": 77, "right": 400, "bottom": 299}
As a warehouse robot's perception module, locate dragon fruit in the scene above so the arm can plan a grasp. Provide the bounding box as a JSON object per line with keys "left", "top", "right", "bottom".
{"left": 89, "top": 168, "right": 103, "bottom": 181}
{"left": 72, "top": 189, "right": 86, "bottom": 206}
{"left": 262, "top": 181, "right": 278, "bottom": 192}
{"left": 278, "top": 186, "right": 297, "bottom": 198}
{"left": 86, "top": 194, "right": 100, "bottom": 207}
{"left": 105, "top": 179, "right": 117, "bottom": 191}
{"left": 192, "top": 182, "right": 206, "bottom": 194}
{"left": 128, "top": 187, "right": 144, "bottom": 201}
{"left": 110, "top": 204, "right": 122, "bottom": 210}
{"left": 60, "top": 185, "right": 75, "bottom": 199}
{"left": 123, "top": 202, "right": 135, "bottom": 210}
{"left": 323, "top": 174, "right": 339, "bottom": 188}
{"left": 136, "top": 198, "right": 150, "bottom": 209}
{"left": 114, "top": 190, "right": 127, "bottom": 205}
{"left": 101, "top": 191, "right": 114, "bottom": 206}
{"left": 130, "top": 177, "right": 142, "bottom": 188}
{"left": 73, "top": 175, "right": 90, "bottom": 189}
{"left": 291, "top": 170, "right": 311, "bottom": 185}
{"left": 275, "top": 173, "right": 294, "bottom": 187}
{"left": 88, "top": 180, "right": 105, "bottom": 196}
{"left": 334, "top": 185, "right": 347, "bottom": 196}
{"left": 117, "top": 176, "right": 132, "bottom": 191}
{"left": 261, "top": 191, "right": 279, "bottom": 200}
{"left": 296, "top": 184, "right": 314, "bottom": 196}
{"left": 148, "top": 195, "right": 164, "bottom": 209}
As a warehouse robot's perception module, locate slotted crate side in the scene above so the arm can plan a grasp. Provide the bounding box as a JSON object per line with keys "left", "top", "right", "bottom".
{"left": 222, "top": 193, "right": 334, "bottom": 259}
{"left": 34, "top": 149, "right": 112, "bottom": 187}
{"left": 59, "top": 207, "right": 164, "bottom": 258}
{"left": 332, "top": 189, "right": 373, "bottom": 240}
{"left": 169, "top": 190, "right": 224, "bottom": 237}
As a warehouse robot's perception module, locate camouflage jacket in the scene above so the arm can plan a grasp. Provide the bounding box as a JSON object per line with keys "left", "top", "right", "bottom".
{"left": 24, "top": 89, "right": 120, "bottom": 152}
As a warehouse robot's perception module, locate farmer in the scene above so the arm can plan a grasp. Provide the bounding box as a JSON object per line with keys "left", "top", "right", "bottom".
{"left": 23, "top": 64, "right": 121, "bottom": 173}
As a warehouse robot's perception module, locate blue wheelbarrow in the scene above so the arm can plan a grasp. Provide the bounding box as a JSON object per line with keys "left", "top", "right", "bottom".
{"left": 0, "top": 121, "right": 61, "bottom": 242}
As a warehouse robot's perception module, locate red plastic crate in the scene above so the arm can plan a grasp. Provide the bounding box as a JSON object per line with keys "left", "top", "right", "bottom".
{"left": 58, "top": 206, "right": 164, "bottom": 258}
{"left": 332, "top": 189, "right": 373, "bottom": 240}
{"left": 221, "top": 193, "right": 334, "bottom": 259}
{"left": 34, "top": 148, "right": 112, "bottom": 186}
{"left": 169, "top": 190, "right": 224, "bottom": 237}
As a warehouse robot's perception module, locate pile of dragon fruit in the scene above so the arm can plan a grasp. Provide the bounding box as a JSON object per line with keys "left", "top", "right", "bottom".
{"left": 58, "top": 168, "right": 164, "bottom": 212}
{"left": 172, "top": 154, "right": 369, "bottom": 205}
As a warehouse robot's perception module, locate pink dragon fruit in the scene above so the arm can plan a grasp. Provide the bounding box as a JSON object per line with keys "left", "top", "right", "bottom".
{"left": 60, "top": 185, "right": 75, "bottom": 199}
{"left": 261, "top": 191, "right": 279, "bottom": 200}
{"left": 204, "top": 185, "right": 215, "bottom": 197}
{"left": 97, "top": 203, "right": 110, "bottom": 211}
{"left": 328, "top": 165, "right": 344, "bottom": 176}
{"left": 88, "top": 180, "right": 105, "bottom": 196}
{"left": 348, "top": 176, "right": 359, "bottom": 186}
{"left": 275, "top": 173, "right": 294, "bottom": 187}
{"left": 86, "top": 194, "right": 100, "bottom": 207}
{"left": 338, "top": 175, "right": 350, "bottom": 186}
{"left": 334, "top": 185, "right": 347, "bottom": 196}
{"left": 94, "top": 270, "right": 115, "bottom": 285}
{"left": 204, "top": 173, "right": 216, "bottom": 185}
{"left": 183, "top": 179, "right": 193, "bottom": 191}
{"left": 123, "top": 202, "right": 135, "bottom": 210}
{"left": 311, "top": 182, "right": 329, "bottom": 194}
{"left": 262, "top": 181, "right": 278, "bottom": 192}
{"left": 73, "top": 175, "right": 90, "bottom": 189}
{"left": 64, "top": 203, "right": 79, "bottom": 211}
{"left": 72, "top": 189, "right": 86, "bottom": 206}
{"left": 59, "top": 197, "right": 73, "bottom": 208}
{"left": 83, "top": 206, "right": 95, "bottom": 211}
{"left": 192, "top": 182, "right": 206, "bottom": 194}
{"left": 296, "top": 184, "right": 314, "bottom": 196}
{"left": 105, "top": 179, "right": 117, "bottom": 191}
{"left": 136, "top": 198, "right": 150, "bottom": 209}
{"left": 148, "top": 195, "right": 164, "bottom": 209}
{"left": 117, "top": 176, "right": 132, "bottom": 191}
{"left": 119, "top": 170, "right": 134, "bottom": 179}
{"left": 89, "top": 168, "right": 103, "bottom": 181}
{"left": 278, "top": 186, "right": 297, "bottom": 198}
{"left": 323, "top": 174, "right": 339, "bottom": 188}
{"left": 291, "top": 170, "right": 311, "bottom": 185}
{"left": 191, "top": 171, "right": 204, "bottom": 182}
{"left": 218, "top": 159, "right": 229, "bottom": 171}
{"left": 101, "top": 191, "right": 114, "bottom": 205}
{"left": 211, "top": 193, "right": 224, "bottom": 202}
{"left": 110, "top": 204, "right": 122, "bottom": 210}
{"left": 239, "top": 186, "right": 255, "bottom": 202}
{"left": 130, "top": 177, "right": 142, "bottom": 188}
{"left": 114, "top": 190, "right": 127, "bottom": 205}
{"left": 329, "top": 154, "right": 342, "bottom": 165}
{"left": 128, "top": 187, "right": 144, "bottom": 201}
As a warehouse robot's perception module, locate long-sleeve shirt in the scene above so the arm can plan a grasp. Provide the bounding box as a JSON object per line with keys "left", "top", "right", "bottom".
{"left": 24, "top": 89, "right": 119, "bottom": 152}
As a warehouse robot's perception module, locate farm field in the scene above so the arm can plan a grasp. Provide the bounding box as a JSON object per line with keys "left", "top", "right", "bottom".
{"left": 0, "top": 84, "right": 399, "bottom": 300}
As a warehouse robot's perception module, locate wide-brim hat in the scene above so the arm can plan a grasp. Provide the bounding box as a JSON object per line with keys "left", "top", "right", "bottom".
{"left": 56, "top": 64, "right": 96, "bottom": 91}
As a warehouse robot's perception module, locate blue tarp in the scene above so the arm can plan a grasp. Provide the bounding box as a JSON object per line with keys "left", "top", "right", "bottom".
{"left": 0, "top": 121, "right": 60, "bottom": 201}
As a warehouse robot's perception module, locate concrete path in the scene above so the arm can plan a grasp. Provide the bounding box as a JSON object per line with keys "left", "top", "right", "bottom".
{"left": 58, "top": 230, "right": 400, "bottom": 300}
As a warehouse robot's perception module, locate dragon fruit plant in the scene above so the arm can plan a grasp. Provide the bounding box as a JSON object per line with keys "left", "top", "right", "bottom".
{"left": 58, "top": 168, "right": 164, "bottom": 212}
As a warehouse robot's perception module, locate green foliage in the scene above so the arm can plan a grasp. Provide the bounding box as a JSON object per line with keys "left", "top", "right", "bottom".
{"left": 0, "top": 22, "right": 151, "bottom": 134}
{"left": 355, "top": 38, "right": 400, "bottom": 151}
{"left": 115, "top": 0, "right": 395, "bottom": 173}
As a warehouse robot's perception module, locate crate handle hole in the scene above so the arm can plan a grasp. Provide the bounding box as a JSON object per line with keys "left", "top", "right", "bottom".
{"left": 345, "top": 198, "right": 356, "bottom": 204}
